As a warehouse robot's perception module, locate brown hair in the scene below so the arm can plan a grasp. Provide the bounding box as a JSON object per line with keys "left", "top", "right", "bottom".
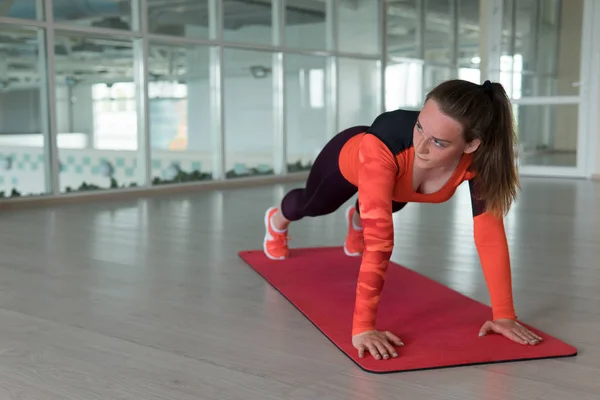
{"left": 425, "top": 79, "right": 520, "bottom": 218}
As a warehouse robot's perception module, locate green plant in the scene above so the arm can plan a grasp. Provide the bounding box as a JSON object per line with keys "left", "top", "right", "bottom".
{"left": 225, "top": 167, "right": 273, "bottom": 179}
{"left": 0, "top": 160, "right": 312, "bottom": 199}
{"left": 152, "top": 169, "right": 212, "bottom": 185}
{"left": 64, "top": 177, "right": 137, "bottom": 193}
{"left": 287, "top": 160, "right": 313, "bottom": 172}
{"left": 0, "top": 188, "right": 22, "bottom": 198}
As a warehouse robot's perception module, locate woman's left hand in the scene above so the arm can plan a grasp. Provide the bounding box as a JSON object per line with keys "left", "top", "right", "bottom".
{"left": 479, "top": 319, "right": 543, "bottom": 345}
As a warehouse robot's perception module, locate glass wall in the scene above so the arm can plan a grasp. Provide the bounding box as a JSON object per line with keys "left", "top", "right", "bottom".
{"left": 497, "top": 0, "right": 584, "bottom": 169}
{"left": 498, "top": 0, "right": 576, "bottom": 98}
{"left": 52, "top": 0, "right": 134, "bottom": 29}
{"left": 0, "top": 24, "right": 47, "bottom": 197}
{"left": 284, "top": 53, "right": 327, "bottom": 173}
{"left": 338, "top": 0, "right": 379, "bottom": 55}
{"left": 513, "top": 103, "right": 579, "bottom": 167}
{"left": 338, "top": 57, "right": 381, "bottom": 128}
{"left": 285, "top": 0, "right": 327, "bottom": 51}
{"left": 54, "top": 31, "right": 140, "bottom": 193}
{"left": 0, "top": 0, "right": 384, "bottom": 198}
{"left": 1, "top": 0, "right": 591, "bottom": 199}
{"left": 223, "top": 0, "right": 273, "bottom": 45}
{"left": 147, "top": 42, "right": 212, "bottom": 185}
{"left": 384, "top": 0, "right": 482, "bottom": 112}
{"left": 147, "top": 0, "right": 209, "bottom": 39}
{"left": 224, "top": 48, "right": 275, "bottom": 178}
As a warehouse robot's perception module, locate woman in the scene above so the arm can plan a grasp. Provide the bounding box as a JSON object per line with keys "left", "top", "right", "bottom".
{"left": 263, "top": 79, "right": 543, "bottom": 361}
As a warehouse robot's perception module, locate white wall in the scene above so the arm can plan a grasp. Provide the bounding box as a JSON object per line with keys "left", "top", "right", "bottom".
{"left": 595, "top": 3, "right": 600, "bottom": 178}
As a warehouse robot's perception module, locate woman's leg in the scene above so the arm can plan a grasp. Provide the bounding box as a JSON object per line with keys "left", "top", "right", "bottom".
{"left": 276, "top": 125, "right": 368, "bottom": 225}
{"left": 265, "top": 125, "right": 367, "bottom": 259}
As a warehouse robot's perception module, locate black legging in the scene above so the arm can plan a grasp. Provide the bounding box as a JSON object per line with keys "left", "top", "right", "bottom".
{"left": 280, "top": 126, "right": 407, "bottom": 221}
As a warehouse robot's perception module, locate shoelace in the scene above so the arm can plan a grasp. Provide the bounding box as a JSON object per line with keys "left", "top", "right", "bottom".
{"left": 271, "top": 231, "right": 290, "bottom": 246}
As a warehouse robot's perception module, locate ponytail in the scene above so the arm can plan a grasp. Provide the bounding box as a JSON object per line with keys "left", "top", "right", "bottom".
{"left": 426, "top": 79, "right": 520, "bottom": 218}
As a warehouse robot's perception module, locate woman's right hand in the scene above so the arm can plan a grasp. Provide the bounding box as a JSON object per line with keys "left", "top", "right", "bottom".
{"left": 352, "top": 330, "right": 404, "bottom": 360}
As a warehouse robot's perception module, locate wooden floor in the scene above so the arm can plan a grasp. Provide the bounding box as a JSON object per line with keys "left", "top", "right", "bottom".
{"left": 0, "top": 176, "right": 598, "bottom": 399}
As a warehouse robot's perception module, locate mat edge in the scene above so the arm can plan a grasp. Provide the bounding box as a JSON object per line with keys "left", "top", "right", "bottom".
{"left": 357, "top": 350, "right": 579, "bottom": 374}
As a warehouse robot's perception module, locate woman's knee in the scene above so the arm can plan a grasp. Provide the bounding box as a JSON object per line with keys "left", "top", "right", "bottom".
{"left": 280, "top": 188, "right": 306, "bottom": 221}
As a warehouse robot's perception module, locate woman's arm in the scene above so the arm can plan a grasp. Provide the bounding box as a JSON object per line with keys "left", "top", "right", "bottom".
{"left": 468, "top": 179, "right": 517, "bottom": 321}
{"left": 469, "top": 180, "right": 543, "bottom": 345}
{"left": 352, "top": 134, "right": 399, "bottom": 336}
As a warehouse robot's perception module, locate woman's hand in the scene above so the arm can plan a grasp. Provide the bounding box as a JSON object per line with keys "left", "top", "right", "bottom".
{"left": 479, "top": 319, "right": 543, "bottom": 345}
{"left": 352, "top": 330, "right": 404, "bottom": 360}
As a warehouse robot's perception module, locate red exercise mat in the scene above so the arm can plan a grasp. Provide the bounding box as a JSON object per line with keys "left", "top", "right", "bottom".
{"left": 238, "top": 246, "right": 577, "bottom": 373}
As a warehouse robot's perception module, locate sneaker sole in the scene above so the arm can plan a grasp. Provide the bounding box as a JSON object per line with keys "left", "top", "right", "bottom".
{"left": 344, "top": 205, "right": 362, "bottom": 257}
{"left": 263, "top": 207, "right": 287, "bottom": 260}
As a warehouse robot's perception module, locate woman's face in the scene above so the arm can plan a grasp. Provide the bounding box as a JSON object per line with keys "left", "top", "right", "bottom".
{"left": 412, "top": 99, "right": 480, "bottom": 170}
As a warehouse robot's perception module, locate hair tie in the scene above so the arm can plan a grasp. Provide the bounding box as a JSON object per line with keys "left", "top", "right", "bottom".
{"left": 482, "top": 80, "right": 493, "bottom": 96}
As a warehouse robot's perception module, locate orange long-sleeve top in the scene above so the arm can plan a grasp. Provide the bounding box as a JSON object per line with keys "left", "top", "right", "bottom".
{"left": 338, "top": 109, "right": 516, "bottom": 336}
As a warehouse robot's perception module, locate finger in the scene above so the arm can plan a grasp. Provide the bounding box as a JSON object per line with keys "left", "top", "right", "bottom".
{"left": 479, "top": 321, "right": 495, "bottom": 337}
{"left": 375, "top": 339, "right": 394, "bottom": 360}
{"left": 373, "top": 339, "right": 390, "bottom": 360}
{"left": 519, "top": 328, "right": 541, "bottom": 345}
{"left": 358, "top": 345, "right": 365, "bottom": 358}
{"left": 381, "top": 338, "right": 398, "bottom": 358}
{"left": 366, "top": 342, "right": 382, "bottom": 360}
{"left": 495, "top": 326, "right": 524, "bottom": 344}
{"left": 385, "top": 331, "right": 404, "bottom": 347}
{"left": 513, "top": 328, "right": 536, "bottom": 345}
{"left": 506, "top": 330, "right": 529, "bottom": 345}
{"left": 522, "top": 327, "right": 543, "bottom": 341}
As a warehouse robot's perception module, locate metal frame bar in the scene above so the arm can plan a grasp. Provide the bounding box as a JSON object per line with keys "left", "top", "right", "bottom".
{"left": 484, "top": 0, "right": 503, "bottom": 82}
{"left": 518, "top": 165, "right": 587, "bottom": 178}
{"left": 451, "top": 0, "right": 459, "bottom": 76}
{"left": 417, "top": 0, "right": 425, "bottom": 60}
{"left": 513, "top": 0, "right": 598, "bottom": 179}
{"left": 325, "top": 0, "right": 338, "bottom": 138}
{"left": 379, "top": 0, "right": 387, "bottom": 112}
{"left": 552, "top": 0, "right": 562, "bottom": 78}
{"left": 586, "top": 0, "right": 600, "bottom": 178}
{"left": 529, "top": 0, "right": 541, "bottom": 98}
{"left": 272, "top": 0, "right": 286, "bottom": 175}
{"left": 511, "top": 96, "right": 580, "bottom": 105}
{"left": 531, "top": 0, "right": 541, "bottom": 75}
{"left": 579, "top": 0, "right": 599, "bottom": 177}
{"left": 0, "top": 16, "right": 49, "bottom": 29}
{"left": 40, "top": 0, "right": 60, "bottom": 195}
{"left": 133, "top": 0, "right": 151, "bottom": 186}
{"left": 209, "top": 0, "right": 225, "bottom": 180}
{"left": 0, "top": 15, "right": 380, "bottom": 60}
{"left": 418, "top": 0, "right": 426, "bottom": 97}
{"left": 388, "top": 55, "right": 425, "bottom": 65}
{"left": 507, "top": 0, "right": 516, "bottom": 95}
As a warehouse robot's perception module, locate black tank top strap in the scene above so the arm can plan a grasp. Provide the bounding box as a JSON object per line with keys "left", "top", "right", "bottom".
{"left": 365, "top": 109, "right": 418, "bottom": 155}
